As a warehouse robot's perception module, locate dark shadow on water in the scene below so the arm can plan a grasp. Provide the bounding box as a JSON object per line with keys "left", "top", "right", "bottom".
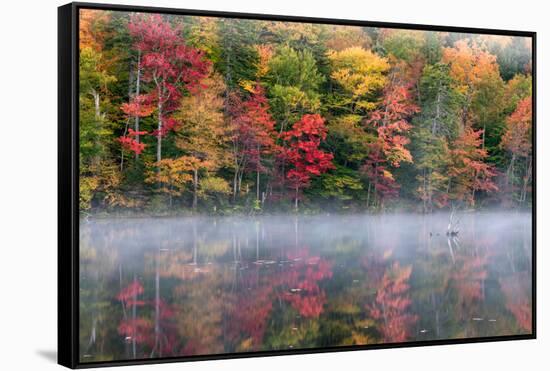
{"left": 36, "top": 350, "right": 57, "bottom": 363}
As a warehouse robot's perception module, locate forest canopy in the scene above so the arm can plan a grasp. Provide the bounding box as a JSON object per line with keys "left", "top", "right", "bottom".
{"left": 78, "top": 9, "right": 533, "bottom": 215}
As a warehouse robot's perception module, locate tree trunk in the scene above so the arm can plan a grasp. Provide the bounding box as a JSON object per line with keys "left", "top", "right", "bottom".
{"left": 432, "top": 88, "right": 441, "bottom": 135}
{"left": 520, "top": 156, "right": 532, "bottom": 204}
{"left": 421, "top": 170, "right": 427, "bottom": 213}
{"left": 256, "top": 169, "right": 260, "bottom": 201}
{"left": 233, "top": 170, "right": 238, "bottom": 201}
{"left": 427, "top": 171, "right": 433, "bottom": 213}
{"left": 366, "top": 182, "right": 372, "bottom": 210}
{"left": 256, "top": 145, "right": 261, "bottom": 201}
{"left": 91, "top": 89, "right": 101, "bottom": 168}
{"left": 506, "top": 153, "right": 516, "bottom": 186}
{"left": 134, "top": 51, "right": 142, "bottom": 160}
{"left": 157, "top": 100, "right": 163, "bottom": 166}
{"left": 193, "top": 169, "right": 198, "bottom": 210}
{"left": 294, "top": 186, "right": 299, "bottom": 211}
{"left": 506, "top": 153, "right": 516, "bottom": 204}
{"left": 120, "top": 119, "right": 129, "bottom": 172}
{"left": 238, "top": 171, "right": 243, "bottom": 195}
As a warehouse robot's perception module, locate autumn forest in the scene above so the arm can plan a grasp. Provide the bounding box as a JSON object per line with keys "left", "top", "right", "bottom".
{"left": 79, "top": 9, "right": 533, "bottom": 215}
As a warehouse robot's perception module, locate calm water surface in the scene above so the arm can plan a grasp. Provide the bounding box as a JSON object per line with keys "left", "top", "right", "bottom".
{"left": 79, "top": 212, "right": 532, "bottom": 362}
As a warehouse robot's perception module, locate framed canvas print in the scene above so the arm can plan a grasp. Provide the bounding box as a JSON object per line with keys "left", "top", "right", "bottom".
{"left": 58, "top": 2, "right": 536, "bottom": 368}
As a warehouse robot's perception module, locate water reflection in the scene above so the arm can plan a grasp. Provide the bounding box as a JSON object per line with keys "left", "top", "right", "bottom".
{"left": 79, "top": 213, "right": 532, "bottom": 362}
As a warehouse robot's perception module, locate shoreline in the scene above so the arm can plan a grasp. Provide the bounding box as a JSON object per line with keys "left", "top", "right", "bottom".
{"left": 79, "top": 208, "right": 534, "bottom": 221}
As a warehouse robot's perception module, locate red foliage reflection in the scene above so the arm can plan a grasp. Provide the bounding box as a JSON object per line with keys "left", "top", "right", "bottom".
{"left": 366, "top": 261, "right": 418, "bottom": 343}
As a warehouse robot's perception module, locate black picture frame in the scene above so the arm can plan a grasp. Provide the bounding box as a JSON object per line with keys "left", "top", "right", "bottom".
{"left": 58, "top": 2, "right": 537, "bottom": 368}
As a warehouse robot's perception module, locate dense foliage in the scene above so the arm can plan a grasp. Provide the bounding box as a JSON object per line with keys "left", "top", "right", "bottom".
{"left": 79, "top": 10, "right": 533, "bottom": 215}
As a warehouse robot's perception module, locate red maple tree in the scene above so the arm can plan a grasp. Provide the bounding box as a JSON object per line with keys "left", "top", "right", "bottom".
{"left": 119, "top": 128, "right": 148, "bottom": 155}
{"left": 362, "top": 79, "right": 418, "bottom": 208}
{"left": 230, "top": 84, "right": 278, "bottom": 200}
{"left": 367, "top": 84, "right": 419, "bottom": 167}
{"left": 361, "top": 142, "right": 400, "bottom": 204}
{"left": 281, "top": 114, "right": 334, "bottom": 209}
{"left": 121, "top": 14, "right": 211, "bottom": 163}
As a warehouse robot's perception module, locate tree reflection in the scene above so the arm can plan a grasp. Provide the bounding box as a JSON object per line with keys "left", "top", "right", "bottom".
{"left": 280, "top": 249, "right": 333, "bottom": 318}
{"left": 79, "top": 226, "right": 119, "bottom": 362}
{"left": 226, "top": 247, "right": 333, "bottom": 351}
{"left": 500, "top": 273, "right": 532, "bottom": 333}
{"left": 366, "top": 259, "right": 418, "bottom": 343}
{"left": 117, "top": 278, "right": 147, "bottom": 358}
{"left": 79, "top": 213, "right": 532, "bottom": 360}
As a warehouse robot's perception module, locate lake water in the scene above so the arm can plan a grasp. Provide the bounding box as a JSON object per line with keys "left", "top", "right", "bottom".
{"left": 79, "top": 212, "right": 532, "bottom": 362}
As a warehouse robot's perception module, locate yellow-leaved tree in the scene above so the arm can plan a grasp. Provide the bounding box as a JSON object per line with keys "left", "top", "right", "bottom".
{"left": 442, "top": 39, "right": 504, "bottom": 134}
{"left": 145, "top": 157, "right": 196, "bottom": 207}
{"left": 174, "top": 72, "right": 232, "bottom": 209}
{"left": 328, "top": 47, "right": 390, "bottom": 113}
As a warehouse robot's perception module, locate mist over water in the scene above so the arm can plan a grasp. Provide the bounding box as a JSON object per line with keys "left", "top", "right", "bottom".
{"left": 79, "top": 212, "right": 532, "bottom": 362}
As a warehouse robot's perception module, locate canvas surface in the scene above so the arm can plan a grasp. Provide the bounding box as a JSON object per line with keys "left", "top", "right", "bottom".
{"left": 76, "top": 6, "right": 534, "bottom": 364}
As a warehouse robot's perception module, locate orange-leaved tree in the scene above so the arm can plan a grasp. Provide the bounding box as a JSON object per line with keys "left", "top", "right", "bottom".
{"left": 448, "top": 128, "right": 498, "bottom": 206}
{"left": 501, "top": 96, "right": 532, "bottom": 204}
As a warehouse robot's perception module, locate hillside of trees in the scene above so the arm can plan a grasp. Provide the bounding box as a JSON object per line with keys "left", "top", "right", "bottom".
{"left": 78, "top": 9, "right": 533, "bottom": 215}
